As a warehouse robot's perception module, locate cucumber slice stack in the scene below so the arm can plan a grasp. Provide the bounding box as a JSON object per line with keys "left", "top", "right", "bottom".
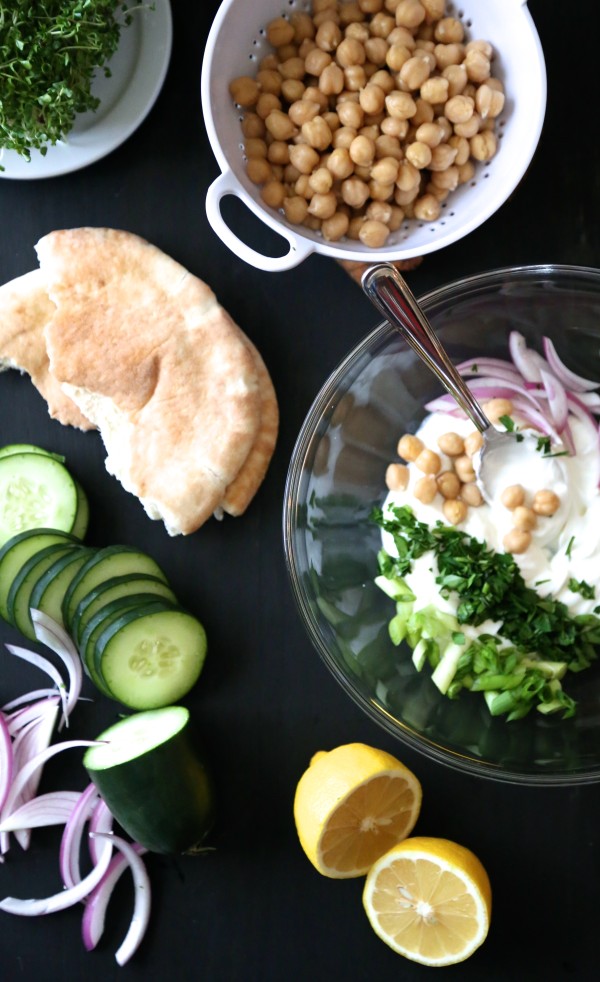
{"left": 0, "top": 443, "right": 207, "bottom": 710}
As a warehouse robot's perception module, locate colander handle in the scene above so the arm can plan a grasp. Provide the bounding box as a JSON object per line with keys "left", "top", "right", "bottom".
{"left": 205, "top": 170, "right": 314, "bottom": 272}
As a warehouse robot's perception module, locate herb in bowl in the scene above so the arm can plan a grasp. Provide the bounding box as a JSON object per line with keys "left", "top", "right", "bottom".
{"left": 0, "top": 1, "right": 135, "bottom": 164}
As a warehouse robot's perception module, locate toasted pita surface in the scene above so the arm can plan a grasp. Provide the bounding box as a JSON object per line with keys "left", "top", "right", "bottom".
{"left": 37, "top": 227, "right": 267, "bottom": 535}
{"left": 0, "top": 269, "right": 92, "bottom": 430}
{"left": 220, "top": 332, "right": 279, "bottom": 517}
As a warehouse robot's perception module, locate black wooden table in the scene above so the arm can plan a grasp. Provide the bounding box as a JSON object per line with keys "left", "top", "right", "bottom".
{"left": 0, "top": 2, "right": 598, "bottom": 979}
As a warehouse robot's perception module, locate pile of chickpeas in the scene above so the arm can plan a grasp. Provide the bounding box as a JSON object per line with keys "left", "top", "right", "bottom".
{"left": 228, "top": 0, "right": 505, "bottom": 249}
{"left": 385, "top": 398, "right": 561, "bottom": 554}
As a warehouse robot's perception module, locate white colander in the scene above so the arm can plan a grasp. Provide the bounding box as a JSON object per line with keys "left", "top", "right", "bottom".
{"left": 201, "top": 0, "right": 546, "bottom": 272}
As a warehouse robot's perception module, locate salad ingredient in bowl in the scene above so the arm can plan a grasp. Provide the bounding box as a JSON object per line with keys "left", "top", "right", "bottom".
{"left": 0, "top": 0, "right": 134, "bottom": 163}
{"left": 283, "top": 265, "right": 600, "bottom": 785}
{"left": 374, "top": 332, "right": 600, "bottom": 721}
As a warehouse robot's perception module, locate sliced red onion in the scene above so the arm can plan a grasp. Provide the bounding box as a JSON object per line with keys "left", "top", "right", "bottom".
{"left": 10, "top": 702, "right": 59, "bottom": 812}
{"left": 566, "top": 392, "right": 600, "bottom": 448}
{"left": 457, "top": 355, "right": 524, "bottom": 378}
{"left": 6, "top": 696, "right": 60, "bottom": 737}
{"left": 423, "top": 394, "right": 465, "bottom": 415}
{"left": 0, "top": 834, "right": 113, "bottom": 916}
{"left": 1, "top": 740, "right": 99, "bottom": 826}
{"left": 87, "top": 799, "right": 114, "bottom": 866}
{"left": 2, "top": 689, "right": 57, "bottom": 713}
{"left": 509, "top": 331, "right": 547, "bottom": 382}
{"left": 0, "top": 713, "right": 13, "bottom": 814}
{"left": 540, "top": 368, "right": 569, "bottom": 433}
{"left": 30, "top": 610, "right": 82, "bottom": 725}
{"left": 0, "top": 791, "right": 81, "bottom": 833}
{"left": 82, "top": 842, "right": 148, "bottom": 952}
{"left": 543, "top": 336, "right": 599, "bottom": 393}
{"left": 5, "top": 645, "right": 68, "bottom": 723}
{"left": 59, "top": 784, "right": 101, "bottom": 889}
{"left": 464, "top": 376, "right": 545, "bottom": 409}
{"left": 87, "top": 833, "right": 151, "bottom": 966}
{"left": 575, "top": 390, "right": 600, "bottom": 410}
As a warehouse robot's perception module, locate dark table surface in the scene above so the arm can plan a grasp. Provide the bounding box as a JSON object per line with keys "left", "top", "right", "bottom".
{"left": 1, "top": 2, "right": 599, "bottom": 979}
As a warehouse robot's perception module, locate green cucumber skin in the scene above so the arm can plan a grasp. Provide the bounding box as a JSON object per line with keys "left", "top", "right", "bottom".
{"left": 70, "top": 480, "right": 90, "bottom": 541}
{"left": 92, "top": 603, "right": 206, "bottom": 710}
{"left": 62, "top": 545, "right": 169, "bottom": 631}
{"left": 29, "top": 546, "right": 95, "bottom": 627}
{"left": 72, "top": 574, "right": 177, "bottom": 646}
{"left": 7, "top": 542, "right": 79, "bottom": 639}
{"left": 84, "top": 712, "right": 216, "bottom": 854}
{"left": 0, "top": 528, "right": 79, "bottom": 622}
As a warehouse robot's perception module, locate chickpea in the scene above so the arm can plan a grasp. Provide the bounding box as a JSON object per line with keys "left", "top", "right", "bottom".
{"left": 303, "top": 85, "right": 329, "bottom": 110}
{"left": 319, "top": 63, "right": 345, "bottom": 95}
{"left": 374, "top": 134, "right": 403, "bottom": 160}
{"left": 460, "top": 483, "right": 483, "bottom": 507}
{"left": 308, "top": 191, "right": 338, "bottom": 219}
{"left": 454, "top": 454, "right": 476, "bottom": 483}
{"left": 413, "top": 193, "right": 440, "bottom": 221}
{"left": 327, "top": 146, "right": 355, "bottom": 179}
{"left": 260, "top": 180, "right": 286, "bottom": 208}
{"left": 365, "top": 36, "right": 390, "bottom": 65}
{"left": 305, "top": 47, "right": 332, "bottom": 76}
{"left": 308, "top": 167, "right": 334, "bottom": 194}
{"left": 421, "top": 0, "right": 445, "bottom": 21}
{"left": 388, "top": 204, "right": 405, "bottom": 230}
{"left": 442, "top": 63, "right": 467, "bottom": 97}
{"left": 444, "top": 94, "right": 474, "bottom": 124}
{"left": 229, "top": 76, "right": 260, "bottom": 107}
{"left": 241, "top": 113, "right": 265, "bottom": 139}
{"left": 464, "top": 48, "right": 491, "bottom": 84}
{"left": 337, "top": 99, "right": 364, "bottom": 129}
{"left": 501, "top": 485, "right": 525, "bottom": 510}
{"left": 369, "top": 179, "right": 394, "bottom": 201}
{"left": 396, "top": 160, "right": 420, "bottom": 191}
{"left": 475, "top": 83, "right": 505, "bottom": 120}
{"left": 405, "top": 141, "right": 432, "bottom": 169}
{"left": 419, "top": 76, "right": 449, "bottom": 105}
{"left": 349, "top": 134, "right": 376, "bottom": 166}
{"left": 433, "top": 42, "right": 464, "bottom": 69}
{"left": 414, "top": 474, "right": 438, "bottom": 504}
{"left": 399, "top": 54, "right": 432, "bottom": 91}
{"left": 503, "top": 529, "right": 532, "bottom": 555}
{"left": 322, "top": 210, "right": 350, "bottom": 241}
{"left": 454, "top": 113, "right": 482, "bottom": 139}
{"left": 341, "top": 176, "right": 371, "bottom": 208}
{"left": 447, "top": 134, "right": 470, "bottom": 166}
{"left": 281, "top": 78, "right": 306, "bottom": 103}
{"left": 265, "top": 110, "right": 297, "bottom": 141}
{"left": 358, "top": 219, "right": 390, "bottom": 247}
{"left": 283, "top": 195, "right": 309, "bottom": 224}
{"left": 443, "top": 498, "right": 468, "bottom": 525}
{"left": 366, "top": 200, "right": 393, "bottom": 224}
{"left": 463, "top": 430, "right": 483, "bottom": 457}
{"left": 267, "top": 16, "right": 295, "bottom": 48}
{"left": 370, "top": 11, "right": 396, "bottom": 38}
{"left": 385, "top": 90, "right": 418, "bottom": 120}
{"left": 246, "top": 157, "right": 272, "bottom": 184}
{"left": 290, "top": 11, "right": 316, "bottom": 42}
{"left": 437, "top": 431, "right": 465, "bottom": 457}
{"left": 369, "top": 69, "right": 396, "bottom": 95}
{"left": 381, "top": 117, "right": 409, "bottom": 139}
{"left": 428, "top": 142, "right": 458, "bottom": 171}
{"left": 385, "top": 462, "right": 409, "bottom": 491}
{"left": 360, "top": 84, "right": 386, "bottom": 115}
{"left": 414, "top": 447, "right": 441, "bottom": 475}
{"left": 430, "top": 164, "right": 458, "bottom": 191}
{"left": 336, "top": 37, "right": 366, "bottom": 67}
{"left": 434, "top": 17, "right": 465, "bottom": 44}
{"left": 289, "top": 143, "right": 320, "bottom": 174}
{"left": 457, "top": 159, "right": 476, "bottom": 184}
{"left": 437, "top": 470, "right": 461, "bottom": 499}
{"left": 385, "top": 42, "right": 411, "bottom": 72}
{"left": 302, "top": 116, "right": 333, "bottom": 150}
{"left": 244, "top": 137, "right": 268, "bottom": 160}
{"left": 315, "top": 20, "right": 342, "bottom": 51}
{"left": 532, "top": 490, "right": 561, "bottom": 516}
{"left": 395, "top": 1, "right": 426, "bottom": 30}
{"left": 397, "top": 433, "right": 424, "bottom": 461}
{"left": 267, "top": 141, "right": 290, "bottom": 166}
{"left": 513, "top": 506, "right": 537, "bottom": 532}
{"left": 415, "top": 121, "right": 444, "bottom": 147}
{"left": 371, "top": 155, "right": 400, "bottom": 184}
{"left": 483, "top": 398, "right": 513, "bottom": 423}
{"left": 470, "top": 130, "right": 498, "bottom": 162}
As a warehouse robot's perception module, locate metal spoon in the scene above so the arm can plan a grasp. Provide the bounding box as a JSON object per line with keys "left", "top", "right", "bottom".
{"left": 361, "top": 262, "right": 534, "bottom": 501}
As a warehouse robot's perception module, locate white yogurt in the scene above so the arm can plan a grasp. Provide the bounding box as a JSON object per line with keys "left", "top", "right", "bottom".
{"left": 382, "top": 412, "right": 600, "bottom": 623}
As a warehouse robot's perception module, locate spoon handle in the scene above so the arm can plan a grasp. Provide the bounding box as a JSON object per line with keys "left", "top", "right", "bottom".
{"left": 362, "top": 263, "right": 490, "bottom": 434}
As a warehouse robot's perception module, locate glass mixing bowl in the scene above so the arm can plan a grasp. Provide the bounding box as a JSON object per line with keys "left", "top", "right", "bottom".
{"left": 283, "top": 265, "right": 600, "bottom": 786}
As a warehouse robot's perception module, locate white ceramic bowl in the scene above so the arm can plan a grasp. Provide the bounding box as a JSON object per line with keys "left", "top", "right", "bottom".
{"left": 201, "top": 0, "right": 547, "bottom": 272}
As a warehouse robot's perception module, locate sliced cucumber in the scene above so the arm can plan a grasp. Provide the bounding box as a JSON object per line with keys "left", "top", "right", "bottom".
{"left": 93, "top": 603, "right": 207, "bottom": 710}
{"left": 69, "top": 479, "right": 90, "bottom": 541}
{"left": 28, "top": 546, "right": 95, "bottom": 627}
{"left": 79, "top": 595, "right": 178, "bottom": 691}
{"left": 7, "top": 542, "right": 79, "bottom": 640}
{"left": 62, "top": 545, "right": 169, "bottom": 633}
{"left": 0, "top": 453, "right": 81, "bottom": 547}
{"left": 0, "top": 444, "right": 65, "bottom": 462}
{"left": 84, "top": 706, "right": 216, "bottom": 854}
{"left": 0, "top": 528, "right": 79, "bottom": 622}
{"left": 72, "top": 573, "right": 177, "bottom": 646}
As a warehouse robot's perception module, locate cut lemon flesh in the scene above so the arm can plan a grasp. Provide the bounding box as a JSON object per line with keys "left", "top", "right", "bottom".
{"left": 293, "top": 743, "right": 422, "bottom": 878}
{"left": 363, "top": 836, "right": 492, "bottom": 966}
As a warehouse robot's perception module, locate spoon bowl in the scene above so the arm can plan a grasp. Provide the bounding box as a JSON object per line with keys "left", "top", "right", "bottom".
{"left": 361, "top": 263, "right": 538, "bottom": 501}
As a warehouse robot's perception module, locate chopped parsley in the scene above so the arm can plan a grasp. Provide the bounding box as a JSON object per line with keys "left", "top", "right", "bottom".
{"left": 568, "top": 578, "right": 595, "bottom": 600}
{"left": 373, "top": 504, "right": 600, "bottom": 719}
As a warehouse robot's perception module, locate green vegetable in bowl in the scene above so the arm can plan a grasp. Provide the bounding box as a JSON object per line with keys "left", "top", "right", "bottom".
{"left": 0, "top": 0, "right": 134, "bottom": 163}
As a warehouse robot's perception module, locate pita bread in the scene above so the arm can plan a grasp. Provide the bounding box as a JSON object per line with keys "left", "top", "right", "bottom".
{"left": 0, "top": 269, "right": 92, "bottom": 430}
{"left": 36, "top": 227, "right": 276, "bottom": 535}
